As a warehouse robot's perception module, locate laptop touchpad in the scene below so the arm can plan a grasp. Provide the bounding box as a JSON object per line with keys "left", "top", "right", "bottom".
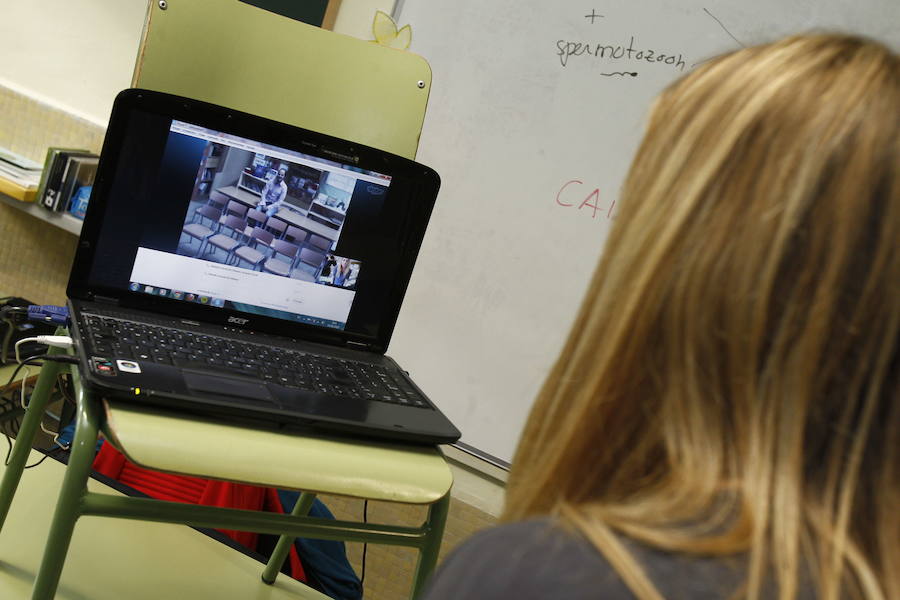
{"left": 184, "top": 371, "right": 275, "bottom": 403}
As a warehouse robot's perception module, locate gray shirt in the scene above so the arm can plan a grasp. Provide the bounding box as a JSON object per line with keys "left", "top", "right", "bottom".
{"left": 422, "top": 518, "right": 753, "bottom": 599}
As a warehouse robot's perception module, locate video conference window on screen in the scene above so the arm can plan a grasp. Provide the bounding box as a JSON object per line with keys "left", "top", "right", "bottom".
{"left": 128, "top": 120, "right": 392, "bottom": 330}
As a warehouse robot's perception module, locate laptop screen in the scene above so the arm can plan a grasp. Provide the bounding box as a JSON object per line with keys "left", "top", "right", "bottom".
{"left": 70, "top": 90, "right": 439, "bottom": 351}
{"left": 126, "top": 120, "right": 391, "bottom": 330}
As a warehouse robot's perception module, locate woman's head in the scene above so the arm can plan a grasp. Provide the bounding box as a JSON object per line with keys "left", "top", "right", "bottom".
{"left": 505, "top": 34, "right": 899, "bottom": 599}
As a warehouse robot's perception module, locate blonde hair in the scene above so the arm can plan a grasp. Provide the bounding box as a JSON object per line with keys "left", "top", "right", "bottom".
{"left": 503, "top": 34, "right": 899, "bottom": 600}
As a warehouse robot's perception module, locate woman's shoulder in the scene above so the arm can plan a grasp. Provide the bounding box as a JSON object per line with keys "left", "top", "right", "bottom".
{"left": 422, "top": 518, "right": 634, "bottom": 600}
{"left": 422, "top": 517, "right": 749, "bottom": 600}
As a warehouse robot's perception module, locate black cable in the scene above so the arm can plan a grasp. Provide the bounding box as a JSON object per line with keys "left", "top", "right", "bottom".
{"left": 360, "top": 499, "right": 369, "bottom": 587}
{"left": 47, "top": 355, "right": 80, "bottom": 364}
{"left": 23, "top": 450, "right": 53, "bottom": 469}
{"left": 1, "top": 354, "right": 79, "bottom": 395}
{"left": 0, "top": 356, "right": 45, "bottom": 403}
{"left": 1, "top": 317, "right": 16, "bottom": 365}
{"left": 1, "top": 359, "right": 39, "bottom": 395}
{"left": 57, "top": 372, "right": 76, "bottom": 405}
{"left": 1, "top": 354, "right": 79, "bottom": 468}
{"left": 0, "top": 306, "right": 31, "bottom": 363}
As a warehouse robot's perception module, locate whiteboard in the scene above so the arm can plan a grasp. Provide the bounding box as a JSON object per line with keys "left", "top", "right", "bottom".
{"left": 389, "top": 1, "right": 899, "bottom": 464}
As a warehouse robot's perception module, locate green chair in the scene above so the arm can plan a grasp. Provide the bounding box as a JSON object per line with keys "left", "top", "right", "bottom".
{"left": 1, "top": 2, "right": 450, "bottom": 596}
{"left": 0, "top": 348, "right": 452, "bottom": 599}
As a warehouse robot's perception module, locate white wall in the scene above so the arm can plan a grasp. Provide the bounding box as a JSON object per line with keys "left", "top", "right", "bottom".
{"left": 0, "top": 0, "right": 149, "bottom": 125}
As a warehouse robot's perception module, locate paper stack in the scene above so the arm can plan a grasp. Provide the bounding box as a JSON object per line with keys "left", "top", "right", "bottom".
{"left": 0, "top": 147, "right": 43, "bottom": 189}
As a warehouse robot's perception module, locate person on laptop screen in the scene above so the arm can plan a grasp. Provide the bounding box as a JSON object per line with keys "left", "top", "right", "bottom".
{"left": 257, "top": 167, "right": 288, "bottom": 217}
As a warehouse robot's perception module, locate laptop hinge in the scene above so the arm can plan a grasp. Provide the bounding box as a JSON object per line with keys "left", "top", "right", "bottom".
{"left": 93, "top": 295, "right": 119, "bottom": 305}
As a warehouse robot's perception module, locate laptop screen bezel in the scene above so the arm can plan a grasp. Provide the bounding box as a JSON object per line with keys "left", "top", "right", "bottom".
{"left": 67, "top": 88, "right": 439, "bottom": 353}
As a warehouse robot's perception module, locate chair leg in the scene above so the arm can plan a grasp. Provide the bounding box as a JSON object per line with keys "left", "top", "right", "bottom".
{"left": 409, "top": 493, "right": 451, "bottom": 599}
{"left": 261, "top": 491, "right": 317, "bottom": 585}
{"left": 0, "top": 353, "right": 65, "bottom": 532}
{"left": 31, "top": 379, "right": 101, "bottom": 600}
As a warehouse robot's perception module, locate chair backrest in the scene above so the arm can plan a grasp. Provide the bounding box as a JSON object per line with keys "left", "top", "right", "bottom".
{"left": 246, "top": 208, "right": 267, "bottom": 227}
{"left": 227, "top": 200, "right": 248, "bottom": 218}
{"left": 133, "top": 0, "right": 430, "bottom": 160}
{"left": 196, "top": 204, "right": 223, "bottom": 225}
{"left": 250, "top": 226, "right": 275, "bottom": 246}
{"left": 271, "top": 238, "right": 299, "bottom": 259}
{"left": 299, "top": 248, "right": 325, "bottom": 268}
{"left": 284, "top": 225, "right": 307, "bottom": 244}
{"left": 265, "top": 217, "right": 287, "bottom": 237}
{"left": 208, "top": 190, "right": 229, "bottom": 209}
{"left": 221, "top": 214, "right": 246, "bottom": 234}
{"left": 307, "top": 234, "right": 331, "bottom": 252}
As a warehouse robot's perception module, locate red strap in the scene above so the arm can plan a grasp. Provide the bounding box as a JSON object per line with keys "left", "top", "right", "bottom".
{"left": 92, "top": 444, "right": 306, "bottom": 581}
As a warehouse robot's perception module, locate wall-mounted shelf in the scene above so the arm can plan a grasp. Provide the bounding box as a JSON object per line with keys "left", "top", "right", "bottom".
{"left": 0, "top": 191, "right": 82, "bottom": 236}
{"left": 237, "top": 171, "right": 267, "bottom": 195}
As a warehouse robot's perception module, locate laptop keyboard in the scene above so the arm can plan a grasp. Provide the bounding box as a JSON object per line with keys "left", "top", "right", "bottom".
{"left": 81, "top": 314, "right": 430, "bottom": 408}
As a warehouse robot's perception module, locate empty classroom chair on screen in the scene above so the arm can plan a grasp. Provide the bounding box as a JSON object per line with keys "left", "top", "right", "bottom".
{"left": 248, "top": 225, "right": 276, "bottom": 256}
{"left": 242, "top": 208, "right": 268, "bottom": 241}
{"left": 306, "top": 234, "right": 331, "bottom": 254}
{"left": 205, "top": 214, "right": 246, "bottom": 263}
{"left": 181, "top": 205, "right": 222, "bottom": 256}
{"left": 225, "top": 200, "right": 248, "bottom": 219}
{"left": 284, "top": 225, "right": 308, "bottom": 246}
{"left": 296, "top": 248, "right": 326, "bottom": 279}
{"left": 262, "top": 239, "right": 300, "bottom": 277}
{"left": 264, "top": 216, "right": 288, "bottom": 240}
{"left": 233, "top": 226, "right": 274, "bottom": 270}
{"left": 208, "top": 190, "right": 230, "bottom": 211}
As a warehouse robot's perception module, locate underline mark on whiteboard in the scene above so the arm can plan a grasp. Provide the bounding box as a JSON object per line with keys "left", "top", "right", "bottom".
{"left": 585, "top": 9, "right": 605, "bottom": 24}
{"left": 703, "top": 8, "right": 745, "bottom": 48}
{"left": 601, "top": 71, "right": 638, "bottom": 77}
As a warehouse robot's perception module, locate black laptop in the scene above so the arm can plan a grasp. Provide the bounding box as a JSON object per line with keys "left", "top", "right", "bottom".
{"left": 65, "top": 88, "right": 460, "bottom": 445}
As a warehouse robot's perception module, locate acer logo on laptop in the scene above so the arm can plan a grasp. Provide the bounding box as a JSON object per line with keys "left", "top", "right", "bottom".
{"left": 227, "top": 316, "right": 249, "bottom": 326}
